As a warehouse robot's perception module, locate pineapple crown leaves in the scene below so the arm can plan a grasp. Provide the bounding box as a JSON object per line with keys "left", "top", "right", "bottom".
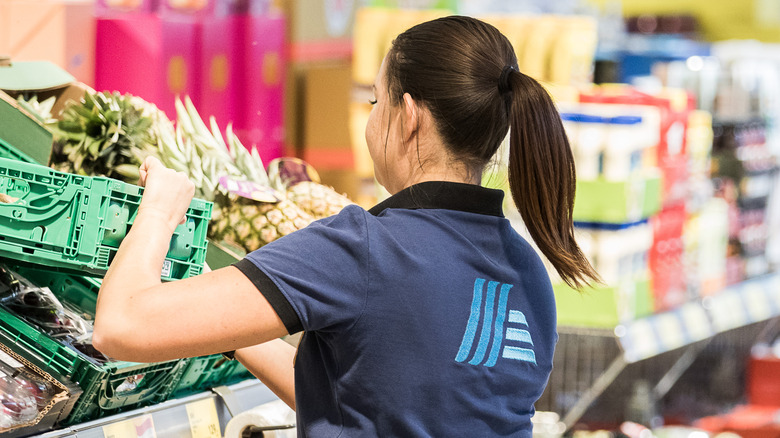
{"left": 225, "top": 123, "right": 270, "bottom": 187}
{"left": 16, "top": 94, "right": 56, "bottom": 124}
{"left": 51, "top": 90, "right": 160, "bottom": 183}
{"left": 156, "top": 96, "right": 254, "bottom": 202}
{"left": 156, "top": 95, "right": 287, "bottom": 205}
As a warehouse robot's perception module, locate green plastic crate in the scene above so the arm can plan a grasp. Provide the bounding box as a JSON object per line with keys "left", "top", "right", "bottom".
{"left": 172, "top": 354, "right": 240, "bottom": 398}
{"left": 0, "top": 137, "right": 38, "bottom": 163}
{"left": 0, "top": 158, "right": 212, "bottom": 281}
{"left": 573, "top": 173, "right": 662, "bottom": 224}
{"left": 224, "top": 361, "right": 253, "bottom": 384}
{"left": 0, "top": 267, "right": 188, "bottom": 425}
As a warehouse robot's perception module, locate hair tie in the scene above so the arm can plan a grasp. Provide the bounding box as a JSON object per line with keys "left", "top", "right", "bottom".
{"left": 498, "top": 66, "right": 515, "bottom": 94}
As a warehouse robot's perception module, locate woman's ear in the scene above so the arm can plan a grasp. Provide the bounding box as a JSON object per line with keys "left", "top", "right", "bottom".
{"left": 402, "top": 92, "right": 419, "bottom": 143}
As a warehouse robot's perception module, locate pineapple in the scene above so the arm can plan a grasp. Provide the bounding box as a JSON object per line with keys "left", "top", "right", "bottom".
{"left": 267, "top": 157, "right": 355, "bottom": 220}
{"left": 285, "top": 181, "right": 354, "bottom": 220}
{"left": 49, "top": 91, "right": 161, "bottom": 182}
{"left": 155, "top": 96, "right": 314, "bottom": 253}
{"left": 16, "top": 95, "right": 56, "bottom": 124}
{"left": 209, "top": 195, "right": 314, "bottom": 252}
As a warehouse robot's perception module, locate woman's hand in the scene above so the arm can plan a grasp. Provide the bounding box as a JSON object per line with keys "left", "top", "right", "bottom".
{"left": 137, "top": 156, "right": 195, "bottom": 233}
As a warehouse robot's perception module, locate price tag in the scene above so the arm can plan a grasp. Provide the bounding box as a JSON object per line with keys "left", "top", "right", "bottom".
{"left": 621, "top": 318, "right": 659, "bottom": 362}
{"left": 743, "top": 282, "right": 772, "bottom": 323}
{"left": 186, "top": 398, "right": 222, "bottom": 438}
{"left": 102, "top": 414, "right": 156, "bottom": 438}
{"left": 679, "top": 303, "right": 712, "bottom": 342}
{"left": 654, "top": 312, "right": 686, "bottom": 351}
{"left": 709, "top": 291, "right": 747, "bottom": 333}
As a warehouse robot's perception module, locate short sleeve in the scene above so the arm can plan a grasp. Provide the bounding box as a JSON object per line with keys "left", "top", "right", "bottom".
{"left": 234, "top": 205, "right": 371, "bottom": 334}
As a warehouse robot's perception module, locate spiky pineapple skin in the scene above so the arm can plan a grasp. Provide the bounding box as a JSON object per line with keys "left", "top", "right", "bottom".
{"left": 286, "top": 181, "right": 354, "bottom": 220}
{"left": 209, "top": 195, "right": 314, "bottom": 253}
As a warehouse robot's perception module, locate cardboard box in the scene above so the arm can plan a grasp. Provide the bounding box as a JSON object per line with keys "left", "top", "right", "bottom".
{"left": 0, "top": 60, "right": 94, "bottom": 118}
{"left": 0, "top": 92, "right": 52, "bottom": 165}
{"left": 0, "top": 338, "right": 82, "bottom": 437}
{"left": 0, "top": 0, "right": 95, "bottom": 86}
{"left": 300, "top": 61, "right": 353, "bottom": 172}
{"left": 279, "top": 0, "right": 356, "bottom": 64}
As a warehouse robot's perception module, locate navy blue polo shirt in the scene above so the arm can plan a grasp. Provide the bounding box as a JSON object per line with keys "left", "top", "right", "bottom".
{"left": 235, "top": 181, "right": 557, "bottom": 437}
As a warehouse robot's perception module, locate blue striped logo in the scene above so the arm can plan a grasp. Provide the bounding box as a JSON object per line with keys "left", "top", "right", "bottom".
{"left": 455, "top": 278, "right": 536, "bottom": 367}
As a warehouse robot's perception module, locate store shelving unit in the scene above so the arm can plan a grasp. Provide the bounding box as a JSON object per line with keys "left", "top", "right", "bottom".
{"left": 32, "top": 379, "right": 280, "bottom": 438}
{"left": 539, "top": 271, "right": 780, "bottom": 431}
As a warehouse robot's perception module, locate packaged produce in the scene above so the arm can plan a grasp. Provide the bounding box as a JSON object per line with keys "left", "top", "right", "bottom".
{"left": 0, "top": 265, "right": 186, "bottom": 424}
{"left": 0, "top": 265, "right": 108, "bottom": 363}
{"left": 0, "top": 365, "right": 42, "bottom": 428}
{"left": 0, "top": 339, "right": 79, "bottom": 435}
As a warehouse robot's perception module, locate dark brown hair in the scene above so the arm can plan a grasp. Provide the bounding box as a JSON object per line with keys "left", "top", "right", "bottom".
{"left": 385, "top": 15, "right": 599, "bottom": 289}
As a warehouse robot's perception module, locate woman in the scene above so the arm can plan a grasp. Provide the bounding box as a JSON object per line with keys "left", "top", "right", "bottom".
{"left": 94, "top": 15, "right": 598, "bottom": 436}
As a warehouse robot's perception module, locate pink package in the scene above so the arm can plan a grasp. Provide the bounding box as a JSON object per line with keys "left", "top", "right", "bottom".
{"left": 198, "top": 12, "right": 240, "bottom": 129}
{"left": 160, "top": 14, "right": 202, "bottom": 117}
{"left": 233, "top": 13, "right": 286, "bottom": 163}
{"left": 95, "top": 13, "right": 200, "bottom": 119}
{"left": 95, "top": 14, "right": 163, "bottom": 104}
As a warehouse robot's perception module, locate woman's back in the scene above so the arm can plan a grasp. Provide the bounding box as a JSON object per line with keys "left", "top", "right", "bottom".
{"left": 242, "top": 182, "right": 557, "bottom": 436}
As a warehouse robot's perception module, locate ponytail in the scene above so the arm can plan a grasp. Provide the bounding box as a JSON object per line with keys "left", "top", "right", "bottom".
{"left": 384, "top": 16, "right": 599, "bottom": 288}
{"left": 506, "top": 70, "right": 600, "bottom": 289}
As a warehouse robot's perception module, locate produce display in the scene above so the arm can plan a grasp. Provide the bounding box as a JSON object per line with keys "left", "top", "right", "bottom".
{"left": 0, "top": 73, "right": 357, "bottom": 429}
{"left": 267, "top": 157, "right": 355, "bottom": 220}
{"left": 29, "top": 86, "right": 355, "bottom": 254}
{"left": 0, "top": 265, "right": 107, "bottom": 363}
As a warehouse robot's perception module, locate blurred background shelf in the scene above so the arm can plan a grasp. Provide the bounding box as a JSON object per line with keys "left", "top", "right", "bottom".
{"left": 538, "top": 272, "right": 780, "bottom": 432}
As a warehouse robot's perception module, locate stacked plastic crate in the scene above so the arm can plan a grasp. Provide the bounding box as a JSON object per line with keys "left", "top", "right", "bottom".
{"left": 0, "top": 82, "right": 216, "bottom": 431}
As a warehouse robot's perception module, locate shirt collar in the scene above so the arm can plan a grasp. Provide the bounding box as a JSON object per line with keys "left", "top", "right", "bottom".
{"left": 368, "top": 181, "right": 505, "bottom": 217}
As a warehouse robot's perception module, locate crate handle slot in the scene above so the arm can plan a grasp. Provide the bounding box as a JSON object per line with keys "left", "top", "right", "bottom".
{"left": 97, "top": 361, "right": 186, "bottom": 409}
{"left": 0, "top": 184, "right": 80, "bottom": 222}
